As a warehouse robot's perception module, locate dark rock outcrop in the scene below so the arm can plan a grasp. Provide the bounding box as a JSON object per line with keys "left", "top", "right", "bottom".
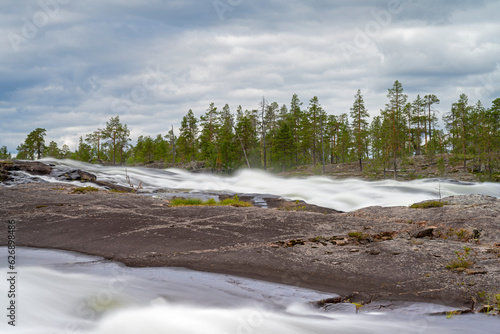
{"left": 50, "top": 168, "right": 97, "bottom": 182}
{"left": 1, "top": 160, "right": 52, "bottom": 175}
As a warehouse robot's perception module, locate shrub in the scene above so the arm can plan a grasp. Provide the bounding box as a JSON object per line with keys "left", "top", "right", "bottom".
{"left": 446, "top": 246, "right": 474, "bottom": 269}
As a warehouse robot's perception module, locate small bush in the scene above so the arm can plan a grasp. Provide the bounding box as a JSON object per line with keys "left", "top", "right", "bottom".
{"left": 410, "top": 201, "right": 446, "bottom": 209}
{"left": 446, "top": 246, "right": 474, "bottom": 269}
{"left": 72, "top": 186, "right": 99, "bottom": 194}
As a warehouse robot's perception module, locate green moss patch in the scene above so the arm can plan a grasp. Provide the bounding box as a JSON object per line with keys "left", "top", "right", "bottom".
{"left": 409, "top": 200, "right": 446, "bottom": 209}
{"left": 170, "top": 195, "right": 252, "bottom": 207}
{"left": 72, "top": 186, "right": 99, "bottom": 194}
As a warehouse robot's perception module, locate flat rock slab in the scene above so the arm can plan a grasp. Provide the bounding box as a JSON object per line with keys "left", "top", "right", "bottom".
{"left": 1, "top": 183, "right": 499, "bottom": 310}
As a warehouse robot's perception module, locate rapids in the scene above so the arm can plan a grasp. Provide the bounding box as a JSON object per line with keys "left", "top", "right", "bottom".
{"left": 33, "top": 158, "right": 500, "bottom": 212}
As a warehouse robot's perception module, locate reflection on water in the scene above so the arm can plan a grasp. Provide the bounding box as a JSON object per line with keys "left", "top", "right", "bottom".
{"left": 0, "top": 248, "right": 498, "bottom": 334}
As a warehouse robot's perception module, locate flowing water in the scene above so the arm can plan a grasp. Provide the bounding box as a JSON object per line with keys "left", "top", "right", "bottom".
{"left": 0, "top": 247, "right": 498, "bottom": 334}
{"left": 3, "top": 160, "right": 500, "bottom": 332}
{"left": 33, "top": 158, "right": 500, "bottom": 212}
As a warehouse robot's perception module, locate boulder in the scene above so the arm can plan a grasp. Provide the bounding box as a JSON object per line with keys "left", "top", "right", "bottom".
{"left": 50, "top": 168, "right": 96, "bottom": 182}
{"left": 411, "top": 227, "right": 436, "bottom": 239}
{"left": 1, "top": 161, "right": 52, "bottom": 175}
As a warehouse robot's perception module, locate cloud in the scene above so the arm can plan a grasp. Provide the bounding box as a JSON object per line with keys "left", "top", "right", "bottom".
{"left": 1, "top": 0, "right": 499, "bottom": 153}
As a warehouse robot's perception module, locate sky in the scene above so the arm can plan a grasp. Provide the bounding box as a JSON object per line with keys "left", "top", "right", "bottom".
{"left": 1, "top": 0, "right": 499, "bottom": 154}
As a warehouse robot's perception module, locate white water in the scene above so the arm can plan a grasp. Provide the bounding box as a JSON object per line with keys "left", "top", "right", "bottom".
{"left": 1, "top": 248, "right": 498, "bottom": 334}
{"left": 36, "top": 158, "right": 500, "bottom": 211}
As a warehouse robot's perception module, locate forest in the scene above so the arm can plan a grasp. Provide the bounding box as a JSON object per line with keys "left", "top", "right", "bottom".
{"left": 5, "top": 80, "right": 500, "bottom": 180}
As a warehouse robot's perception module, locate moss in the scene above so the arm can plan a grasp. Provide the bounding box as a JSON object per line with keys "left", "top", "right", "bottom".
{"left": 409, "top": 200, "right": 446, "bottom": 209}
{"left": 170, "top": 198, "right": 204, "bottom": 206}
{"left": 36, "top": 205, "right": 47, "bottom": 209}
{"left": 72, "top": 186, "right": 99, "bottom": 194}
{"left": 348, "top": 231, "right": 370, "bottom": 241}
{"left": 170, "top": 196, "right": 252, "bottom": 207}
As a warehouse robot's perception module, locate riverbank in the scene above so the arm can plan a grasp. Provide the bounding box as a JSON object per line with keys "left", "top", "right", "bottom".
{"left": 1, "top": 182, "right": 499, "bottom": 313}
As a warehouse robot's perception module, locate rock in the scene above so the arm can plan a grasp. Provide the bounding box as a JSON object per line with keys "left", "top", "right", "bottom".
{"left": 324, "top": 303, "right": 357, "bottom": 314}
{"left": 1, "top": 160, "right": 52, "bottom": 175}
{"left": 465, "top": 269, "right": 488, "bottom": 275}
{"left": 441, "top": 194, "right": 498, "bottom": 206}
{"left": 359, "top": 301, "right": 471, "bottom": 315}
{"left": 51, "top": 168, "right": 97, "bottom": 182}
{"left": 411, "top": 227, "right": 435, "bottom": 238}
{"left": 310, "top": 296, "right": 342, "bottom": 308}
{"left": 93, "top": 180, "right": 134, "bottom": 193}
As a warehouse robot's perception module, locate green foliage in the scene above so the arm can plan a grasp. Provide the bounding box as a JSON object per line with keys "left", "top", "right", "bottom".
{"left": 72, "top": 186, "right": 99, "bottom": 194}
{"left": 446, "top": 246, "right": 474, "bottom": 269}
{"left": 170, "top": 198, "right": 204, "bottom": 206}
{"left": 409, "top": 200, "right": 446, "bottom": 209}
{"left": 101, "top": 116, "right": 131, "bottom": 165}
{"left": 170, "top": 196, "right": 252, "bottom": 207}
{"left": 348, "top": 231, "right": 370, "bottom": 240}
{"left": 16, "top": 128, "right": 46, "bottom": 160}
{"left": 350, "top": 89, "right": 369, "bottom": 171}
{"left": 0, "top": 146, "right": 11, "bottom": 159}
{"left": 13, "top": 86, "right": 500, "bottom": 179}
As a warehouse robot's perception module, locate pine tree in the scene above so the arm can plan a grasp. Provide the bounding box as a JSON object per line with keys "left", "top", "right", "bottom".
{"left": 350, "top": 89, "right": 369, "bottom": 171}
{"left": 0, "top": 146, "right": 11, "bottom": 159}
{"left": 424, "top": 94, "right": 440, "bottom": 145}
{"left": 16, "top": 128, "right": 46, "bottom": 160}
{"left": 217, "top": 104, "right": 237, "bottom": 169}
{"left": 235, "top": 107, "right": 259, "bottom": 167}
{"left": 85, "top": 129, "right": 103, "bottom": 161}
{"left": 411, "top": 95, "right": 425, "bottom": 155}
{"left": 199, "top": 103, "right": 219, "bottom": 169}
{"left": 307, "top": 96, "right": 323, "bottom": 166}
{"left": 271, "top": 122, "right": 294, "bottom": 171}
{"left": 45, "top": 141, "right": 60, "bottom": 158}
{"left": 447, "top": 94, "right": 471, "bottom": 170}
{"left": 381, "top": 80, "right": 408, "bottom": 179}
{"left": 289, "top": 94, "right": 303, "bottom": 164}
{"left": 102, "top": 116, "right": 130, "bottom": 165}
{"left": 178, "top": 109, "right": 198, "bottom": 161}
{"left": 73, "top": 136, "right": 92, "bottom": 162}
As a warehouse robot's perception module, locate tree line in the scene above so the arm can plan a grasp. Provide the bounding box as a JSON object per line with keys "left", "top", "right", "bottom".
{"left": 7, "top": 80, "right": 500, "bottom": 180}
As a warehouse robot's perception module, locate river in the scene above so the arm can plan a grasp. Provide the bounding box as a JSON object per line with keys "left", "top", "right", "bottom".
{"left": 2, "top": 160, "right": 500, "bottom": 332}
{"left": 0, "top": 247, "right": 498, "bottom": 334}
{"left": 34, "top": 159, "right": 500, "bottom": 212}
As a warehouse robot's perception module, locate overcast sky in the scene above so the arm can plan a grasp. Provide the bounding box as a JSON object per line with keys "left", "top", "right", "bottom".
{"left": 1, "top": 0, "right": 499, "bottom": 153}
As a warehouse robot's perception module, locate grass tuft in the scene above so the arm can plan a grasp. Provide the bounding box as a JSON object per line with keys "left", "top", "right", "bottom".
{"left": 72, "top": 186, "right": 99, "bottom": 194}
{"left": 348, "top": 231, "right": 370, "bottom": 241}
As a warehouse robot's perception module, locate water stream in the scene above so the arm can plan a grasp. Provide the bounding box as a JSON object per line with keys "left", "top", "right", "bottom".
{"left": 32, "top": 158, "right": 500, "bottom": 212}
{"left": 0, "top": 248, "right": 498, "bottom": 334}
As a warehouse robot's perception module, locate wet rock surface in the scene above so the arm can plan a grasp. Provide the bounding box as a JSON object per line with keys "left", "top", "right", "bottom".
{"left": 1, "top": 183, "right": 499, "bottom": 313}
